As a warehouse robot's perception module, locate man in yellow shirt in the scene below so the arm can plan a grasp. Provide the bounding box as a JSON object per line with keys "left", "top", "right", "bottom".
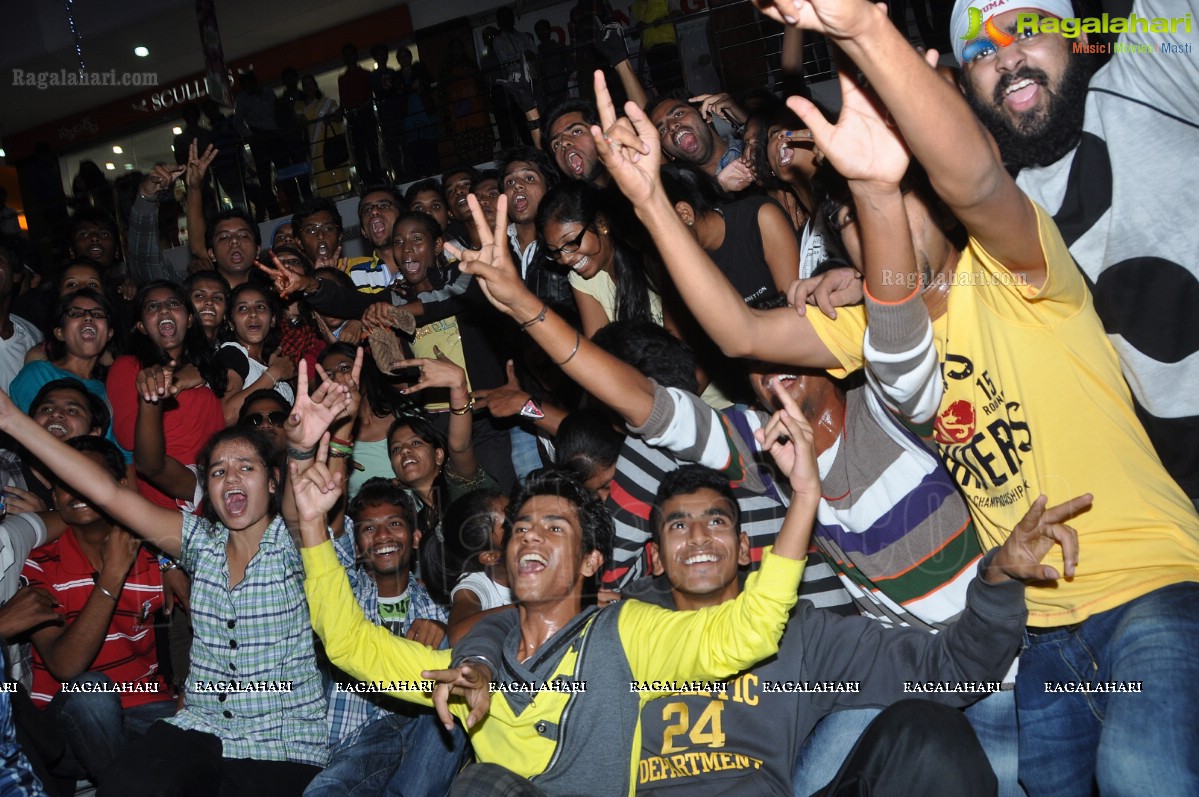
{"left": 583, "top": 0, "right": 1199, "bottom": 784}
{"left": 292, "top": 369, "right": 819, "bottom": 794}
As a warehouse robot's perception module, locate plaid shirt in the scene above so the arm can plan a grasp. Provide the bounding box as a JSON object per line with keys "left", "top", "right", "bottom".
{"left": 170, "top": 514, "right": 329, "bottom": 766}
{"left": 126, "top": 196, "right": 183, "bottom": 284}
{"left": 324, "top": 523, "right": 448, "bottom": 749}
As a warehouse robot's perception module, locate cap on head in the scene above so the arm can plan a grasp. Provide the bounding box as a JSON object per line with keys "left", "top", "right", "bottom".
{"left": 949, "top": 0, "right": 1075, "bottom": 64}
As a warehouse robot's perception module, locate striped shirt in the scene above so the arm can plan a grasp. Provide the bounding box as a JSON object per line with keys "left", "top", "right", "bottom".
{"left": 603, "top": 382, "right": 854, "bottom": 613}
{"left": 812, "top": 387, "right": 983, "bottom": 631}
{"left": 23, "top": 529, "right": 168, "bottom": 707}
{"left": 169, "top": 514, "right": 328, "bottom": 766}
{"left": 323, "top": 527, "right": 447, "bottom": 749}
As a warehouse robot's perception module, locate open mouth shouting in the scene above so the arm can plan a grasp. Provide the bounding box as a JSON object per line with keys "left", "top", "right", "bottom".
{"left": 566, "top": 151, "right": 586, "bottom": 177}
{"left": 157, "top": 316, "right": 179, "bottom": 342}
{"left": 672, "top": 127, "right": 700, "bottom": 155}
{"left": 518, "top": 551, "right": 548, "bottom": 576}
{"left": 223, "top": 489, "right": 249, "bottom": 517}
{"left": 79, "top": 320, "right": 99, "bottom": 343}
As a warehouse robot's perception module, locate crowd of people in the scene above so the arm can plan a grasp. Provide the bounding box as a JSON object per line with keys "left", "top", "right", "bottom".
{"left": 0, "top": 0, "right": 1196, "bottom": 794}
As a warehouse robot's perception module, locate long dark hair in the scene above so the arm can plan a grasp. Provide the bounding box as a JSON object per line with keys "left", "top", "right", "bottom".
{"left": 221, "top": 282, "right": 283, "bottom": 362}
{"left": 128, "top": 280, "right": 227, "bottom": 397}
{"left": 47, "top": 288, "right": 119, "bottom": 380}
{"left": 536, "top": 182, "right": 655, "bottom": 324}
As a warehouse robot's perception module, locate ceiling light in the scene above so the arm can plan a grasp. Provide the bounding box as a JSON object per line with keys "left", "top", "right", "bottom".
{"left": 104, "top": 162, "right": 115, "bottom": 170}
{"left": 112, "top": 145, "right": 123, "bottom": 154}
{"left": 172, "top": 126, "right": 183, "bottom": 135}
{"left": 134, "top": 46, "right": 149, "bottom": 57}
{"left": 124, "top": 163, "right": 134, "bottom": 170}
{"left": 0, "top": 148, "right": 6, "bottom": 158}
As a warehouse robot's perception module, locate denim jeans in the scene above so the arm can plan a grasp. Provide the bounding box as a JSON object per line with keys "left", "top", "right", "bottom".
{"left": 792, "top": 707, "right": 879, "bottom": 796}
{"left": 305, "top": 710, "right": 468, "bottom": 797}
{"left": 0, "top": 688, "right": 46, "bottom": 797}
{"left": 964, "top": 688, "right": 1025, "bottom": 797}
{"left": 47, "top": 671, "right": 175, "bottom": 782}
{"left": 1015, "top": 582, "right": 1199, "bottom": 796}
{"left": 508, "top": 426, "right": 543, "bottom": 482}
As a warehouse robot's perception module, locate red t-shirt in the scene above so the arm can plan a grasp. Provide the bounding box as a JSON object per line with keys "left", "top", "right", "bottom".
{"left": 23, "top": 530, "right": 170, "bottom": 708}
{"left": 107, "top": 354, "right": 226, "bottom": 509}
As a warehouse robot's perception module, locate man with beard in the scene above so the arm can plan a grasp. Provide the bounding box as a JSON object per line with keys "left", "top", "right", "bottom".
{"left": 205, "top": 210, "right": 261, "bottom": 288}
{"left": 953, "top": 0, "right": 1199, "bottom": 507}
{"left": 648, "top": 97, "right": 755, "bottom": 192}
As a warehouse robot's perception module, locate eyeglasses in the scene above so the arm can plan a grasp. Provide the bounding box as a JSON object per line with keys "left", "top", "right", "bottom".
{"left": 65, "top": 306, "right": 108, "bottom": 320}
{"left": 543, "top": 225, "right": 591, "bottom": 260}
{"left": 359, "top": 200, "right": 395, "bottom": 216}
{"left": 242, "top": 410, "right": 288, "bottom": 428}
{"left": 143, "top": 298, "right": 185, "bottom": 313}
{"left": 302, "top": 223, "right": 339, "bottom": 237}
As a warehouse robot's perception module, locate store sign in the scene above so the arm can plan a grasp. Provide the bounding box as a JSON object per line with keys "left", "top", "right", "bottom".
{"left": 131, "top": 71, "right": 235, "bottom": 114}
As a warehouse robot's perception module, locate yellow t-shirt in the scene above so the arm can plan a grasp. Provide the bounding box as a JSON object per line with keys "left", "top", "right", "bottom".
{"left": 411, "top": 314, "right": 471, "bottom": 412}
{"left": 806, "top": 203, "right": 1199, "bottom": 626}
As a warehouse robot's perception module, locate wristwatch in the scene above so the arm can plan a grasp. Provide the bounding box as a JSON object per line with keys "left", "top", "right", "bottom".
{"left": 519, "top": 398, "right": 545, "bottom": 420}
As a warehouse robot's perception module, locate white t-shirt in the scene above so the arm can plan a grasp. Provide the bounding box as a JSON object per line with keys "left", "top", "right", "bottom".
{"left": 0, "top": 315, "right": 43, "bottom": 394}
{"left": 1, "top": 512, "right": 48, "bottom": 686}
{"left": 1015, "top": 0, "right": 1199, "bottom": 498}
{"left": 451, "top": 571, "right": 512, "bottom": 611}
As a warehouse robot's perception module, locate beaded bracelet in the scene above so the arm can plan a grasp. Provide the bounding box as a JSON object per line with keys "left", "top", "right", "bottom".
{"left": 286, "top": 445, "right": 318, "bottom": 460}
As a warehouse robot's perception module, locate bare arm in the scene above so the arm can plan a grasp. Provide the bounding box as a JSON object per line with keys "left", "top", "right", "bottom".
{"left": 30, "top": 530, "right": 141, "bottom": 681}
{"left": 761, "top": 0, "right": 1045, "bottom": 283}
{"left": 133, "top": 363, "right": 200, "bottom": 501}
{"left": 0, "top": 391, "right": 183, "bottom": 557}
{"left": 447, "top": 199, "right": 658, "bottom": 430}
{"left": 393, "top": 352, "right": 479, "bottom": 480}
{"left": 573, "top": 289, "right": 612, "bottom": 339}
{"left": 758, "top": 201, "right": 801, "bottom": 292}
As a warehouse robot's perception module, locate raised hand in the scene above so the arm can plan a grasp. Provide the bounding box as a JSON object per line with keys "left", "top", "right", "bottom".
{"left": 754, "top": 379, "right": 820, "bottom": 506}
{"left": 100, "top": 528, "right": 141, "bottom": 582}
{"left": 285, "top": 361, "right": 352, "bottom": 449}
{"left": 787, "top": 267, "right": 864, "bottom": 319}
{"left": 424, "top": 662, "right": 493, "bottom": 730}
{"left": 361, "top": 302, "right": 417, "bottom": 336}
{"left": 317, "top": 345, "right": 364, "bottom": 423}
{"left": 256, "top": 250, "right": 316, "bottom": 299}
{"left": 749, "top": 0, "right": 883, "bottom": 40}
{"left": 136, "top": 361, "right": 177, "bottom": 403}
{"left": 690, "top": 92, "right": 745, "bottom": 126}
{"left": 470, "top": 360, "right": 529, "bottom": 418}
{"left": 184, "top": 140, "right": 218, "bottom": 191}
{"left": 787, "top": 62, "right": 909, "bottom": 187}
{"left": 985, "top": 494, "right": 1092, "bottom": 583}
{"left": 448, "top": 194, "right": 539, "bottom": 319}
{"left": 589, "top": 70, "right": 660, "bottom": 207}
{"left": 289, "top": 436, "right": 345, "bottom": 523}
{"left": 393, "top": 348, "right": 468, "bottom": 396}
{"left": 138, "top": 163, "right": 185, "bottom": 201}
{"left": 315, "top": 245, "right": 342, "bottom": 270}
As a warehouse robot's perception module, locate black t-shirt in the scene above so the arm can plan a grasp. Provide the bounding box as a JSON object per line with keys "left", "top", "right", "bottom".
{"left": 709, "top": 195, "right": 784, "bottom": 305}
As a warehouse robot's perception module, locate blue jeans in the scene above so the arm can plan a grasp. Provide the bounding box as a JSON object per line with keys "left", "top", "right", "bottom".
{"left": 47, "top": 671, "right": 175, "bottom": 782}
{"left": 964, "top": 688, "right": 1025, "bottom": 797}
{"left": 0, "top": 688, "right": 46, "bottom": 797}
{"left": 1015, "top": 582, "right": 1199, "bottom": 797}
{"left": 792, "top": 707, "right": 879, "bottom": 796}
{"left": 305, "top": 710, "right": 468, "bottom": 797}
{"left": 508, "top": 426, "right": 543, "bottom": 482}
